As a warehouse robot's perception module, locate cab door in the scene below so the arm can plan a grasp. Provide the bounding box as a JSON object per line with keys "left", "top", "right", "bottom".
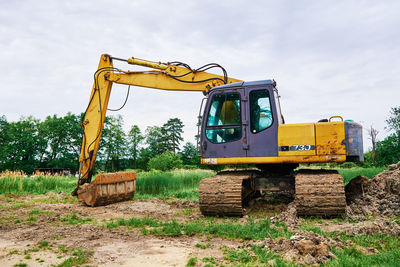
{"left": 245, "top": 85, "right": 278, "bottom": 157}
{"left": 201, "top": 88, "right": 247, "bottom": 159}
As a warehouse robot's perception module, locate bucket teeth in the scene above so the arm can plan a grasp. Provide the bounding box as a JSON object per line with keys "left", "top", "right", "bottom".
{"left": 77, "top": 171, "right": 137, "bottom": 206}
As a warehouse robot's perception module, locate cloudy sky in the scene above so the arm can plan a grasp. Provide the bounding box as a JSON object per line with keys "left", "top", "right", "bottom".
{"left": 1, "top": 0, "right": 399, "bottom": 150}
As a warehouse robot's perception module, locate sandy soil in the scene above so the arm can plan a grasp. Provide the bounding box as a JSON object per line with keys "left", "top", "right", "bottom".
{"left": 0, "top": 196, "right": 244, "bottom": 267}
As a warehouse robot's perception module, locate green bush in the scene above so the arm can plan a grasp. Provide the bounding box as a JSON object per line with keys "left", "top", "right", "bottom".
{"left": 148, "top": 152, "right": 183, "bottom": 171}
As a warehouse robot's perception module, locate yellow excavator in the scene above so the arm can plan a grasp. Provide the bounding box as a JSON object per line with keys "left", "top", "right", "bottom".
{"left": 74, "top": 54, "right": 363, "bottom": 216}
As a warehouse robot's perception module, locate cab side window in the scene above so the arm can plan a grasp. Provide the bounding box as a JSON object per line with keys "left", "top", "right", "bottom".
{"left": 206, "top": 93, "right": 241, "bottom": 143}
{"left": 250, "top": 90, "right": 273, "bottom": 133}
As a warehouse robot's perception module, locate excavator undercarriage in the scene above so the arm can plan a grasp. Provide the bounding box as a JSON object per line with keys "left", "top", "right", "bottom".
{"left": 199, "top": 167, "right": 346, "bottom": 217}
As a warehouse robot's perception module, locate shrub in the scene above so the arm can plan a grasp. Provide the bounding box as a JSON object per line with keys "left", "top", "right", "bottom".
{"left": 148, "top": 152, "right": 183, "bottom": 171}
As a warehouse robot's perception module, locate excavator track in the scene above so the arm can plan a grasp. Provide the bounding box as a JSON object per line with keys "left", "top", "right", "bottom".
{"left": 295, "top": 169, "right": 346, "bottom": 216}
{"left": 199, "top": 170, "right": 258, "bottom": 216}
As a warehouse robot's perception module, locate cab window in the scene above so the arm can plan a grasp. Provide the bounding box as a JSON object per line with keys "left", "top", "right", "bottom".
{"left": 250, "top": 90, "right": 273, "bottom": 133}
{"left": 206, "top": 93, "right": 241, "bottom": 143}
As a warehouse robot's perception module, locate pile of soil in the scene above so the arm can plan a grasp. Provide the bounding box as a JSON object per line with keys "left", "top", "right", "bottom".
{"left": 251, "top": 232, "right": 355, "bottom": 266}
{"left": 273, "top": 202, "right": 300, "bottom": 231}
{"left": 345, "top": 161, "right": 400, "bottom": 220}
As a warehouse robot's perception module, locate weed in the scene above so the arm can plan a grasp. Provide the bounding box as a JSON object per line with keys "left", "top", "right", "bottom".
{"left": 196, "top": 242, "right": 211, "bottom": 249}
{"left": 106, "top": 216, "right": 291, "bottom": 240}
{"left": 325, "top": 247, "right": 400, "bottom": 267}
{"left": 196, "top": 243, "right": 207, "bottom": 249}
{"left": 226, "top": 249, "right": 252, "bottom": 263}
{"left": 24, "top": 255, "right": 31, "bottom": 259}
{"left": 60, "top": 213, "right": 93, "bottom": 225}
{"left": 28, "top": 208, "right": 40, "bottom": 215}
{"left": 186, "top": 257, "right": 197, "bottom": 267}
{"left": 57, "top": 256, "right": 90, "bottom": 267}
{"left": 178, "top": 208, "right": 194, "bottom": 216}
{"left": 58, "top": 246, "right": 70, "bottom": 253}
{"left": 72, "top": 248, "right": 93, "bottom": 256}
{"left": 38, "top": 240, "right": 49, "bottom": 248}
{"left": 13, "top": 263, "right": 27, "bottom": 267}
{"left": 26, "top": 216, "right": 37, "bottom": 225}
{"left": 202, "top": 256, "right": 217, "bottom": 264}
{"left": 223, "top": 245, "right": 295, "bottom": 266}
{"left": 9, "top": 249, "right": 19, "bottom": 254}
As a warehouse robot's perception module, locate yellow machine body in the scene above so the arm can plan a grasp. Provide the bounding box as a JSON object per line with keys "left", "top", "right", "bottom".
{"left": 201, "top": 121, "right": 347, "bottom": 165}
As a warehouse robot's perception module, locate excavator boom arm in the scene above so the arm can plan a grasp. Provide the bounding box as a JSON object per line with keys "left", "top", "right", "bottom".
{"left": 76, "top": 54, "right": 241, "bottom": 189}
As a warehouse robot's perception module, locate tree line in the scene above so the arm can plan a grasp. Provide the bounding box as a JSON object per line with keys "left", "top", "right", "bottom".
{"left": 1, "top": 105, "right": 399, "bottom": 174}
{"left": 0, "top": 113, "right": 199, "bottom": 174}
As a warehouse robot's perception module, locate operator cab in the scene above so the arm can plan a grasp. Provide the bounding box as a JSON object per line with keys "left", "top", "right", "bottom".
{"left": 200, "top": 80, "right": 281, "bottom": 159}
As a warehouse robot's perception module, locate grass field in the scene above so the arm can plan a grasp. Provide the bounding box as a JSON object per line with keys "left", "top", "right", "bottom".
{"left": 0, "top": 167, "right": 385, "bottom": 196}
{"left": 0, "top": 169, "right": 215, "bottom": 199}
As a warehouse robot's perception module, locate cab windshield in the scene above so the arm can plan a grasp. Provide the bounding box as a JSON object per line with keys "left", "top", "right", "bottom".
{"left": 205, "top": 92, "right": 241, "bottom": 143}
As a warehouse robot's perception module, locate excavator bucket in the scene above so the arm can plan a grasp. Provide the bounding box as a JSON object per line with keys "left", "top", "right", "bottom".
{"left": 77, "top": 171, "right": 136, "bottom": 206}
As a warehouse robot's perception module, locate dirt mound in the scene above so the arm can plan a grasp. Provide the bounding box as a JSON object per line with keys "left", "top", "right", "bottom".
{"left": 272, "top": 202, "right": 300, "bottom": 231}
{"left": 345, "top": 161, "right": 400, "bottom": 220}
{"left": 251, "top": 232, "right": 350, "bottom": 266}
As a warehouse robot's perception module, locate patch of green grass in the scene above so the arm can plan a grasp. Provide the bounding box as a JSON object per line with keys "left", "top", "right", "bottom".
{"left": 60, "top": 213, "right": 93, "bottom": 225}
{"left": 13, "top": 263, "right": 27, "bottom": 267}
{"left": 323, "top": 247, "right": 400, "bottom": 267}
{"left": 105, "top": 216, "right": 291, "bottom": 240}
{"left": 58, "top": 246, "right": 70, "bottom": 253}
{"left": 177, "top": 208, "right": 194, "bottom": 216}
{"left": 57, "top": 256, "right": 90, "bottom": 267}
{"left": 338, "top": 167, "right": 386, "bottom": 185}
{"left": 300, "top": 220, "right": 400, "bottom": 266}
{"left": 223, "top": 245, "right": 297, "bottom": 266}
{"left": 186, "top": 257, "right": 197, "bottom": 267}
{"left": 26, "top": 216, "right": 37, "bottom": 224}
{"left": 38, "top": 240, "right": 49, "bottom": 248}
{"left": 202, "top": 256, "right": 217, "bottom": 264}
{"left": 9, "top": 249, "right": 19, "bottom": 254}
{"left": 196, "top": 242, "right": 211, "bottom": 249}
{"left": 72, "top": 248, "right": 93, "bottom": 256}
{"left": 28, "top": 208, "right": 40, "bottom": 215}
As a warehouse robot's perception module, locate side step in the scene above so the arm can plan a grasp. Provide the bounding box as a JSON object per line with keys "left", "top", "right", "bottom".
{"left": 77, "top": 171, "right": 137, "bottom": 206}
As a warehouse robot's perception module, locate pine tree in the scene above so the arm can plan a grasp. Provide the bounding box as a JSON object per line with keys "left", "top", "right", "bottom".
{"left": 162, "top": 118, "right": 184, "bottom": 154}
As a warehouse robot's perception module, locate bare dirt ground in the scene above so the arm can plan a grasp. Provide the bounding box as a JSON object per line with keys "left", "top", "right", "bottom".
{"left": 0, "top": 196, "right": 245, "bottom": 267}
{"left": 0, "top": 163, "right": 399, "bottom": 266}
